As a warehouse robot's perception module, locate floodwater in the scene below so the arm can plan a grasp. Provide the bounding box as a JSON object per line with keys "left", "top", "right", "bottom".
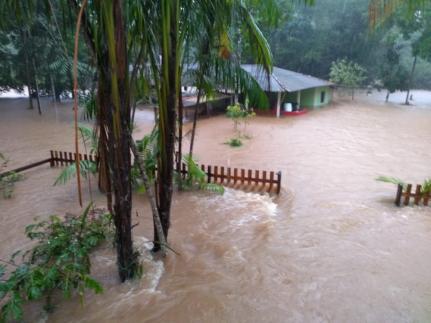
{"left": 1, "top": 91, "right": 431, "bottom": 323}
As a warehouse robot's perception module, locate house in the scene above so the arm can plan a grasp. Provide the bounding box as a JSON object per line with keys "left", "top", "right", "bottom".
{"left": 241, "top": 64, "right": 334, "bottom": 117}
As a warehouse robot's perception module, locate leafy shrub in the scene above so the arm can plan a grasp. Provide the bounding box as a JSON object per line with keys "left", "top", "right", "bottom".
{"left": 54, "top": 125, "right": 98, "bottom": 186}
{"left": 54, "top": 160, "right": 97, "bottom": 186}
{"left": 176, "top": 155, "right": 224, "bottom": 194}
{"left": 225, "top": 138, "right": 243, "bottom": 148}
{"left": 0, "top": 204, "right": 112, "bottom": 322}
{"left": 133, "top": 127, "right": 159, "bottom": 193}
{"left": 226, "top": 103, "right": 255, "bottom": 136}
{"left": 0, "top": 172, "right": 23, "bottom": 199}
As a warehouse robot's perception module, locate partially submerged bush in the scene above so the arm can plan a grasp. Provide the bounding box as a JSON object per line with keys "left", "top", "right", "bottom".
{"left": 225, "top": 138, "right": 243, "bottom": 148}
{"left": 226, "top": 103, "right": 255, "bottom": 137}
{"left": 0, "top": 204, "right": 112, "bottom": 322}
{"left": 0, "top": 153, "right": 22, "bottom": 199}
{"left": 0, "top": 172, "right": 22, "bottom": 199}
{"left": 176, "top": 155, "right": 224, "bottom": 194}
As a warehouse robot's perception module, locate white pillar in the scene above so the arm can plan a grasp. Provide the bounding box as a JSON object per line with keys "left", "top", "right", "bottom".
{"left": 297, "top": 91, "right": 301, "bottom": 109}
{"left": 276, "top": 92, "right": 281, "bottom": 118}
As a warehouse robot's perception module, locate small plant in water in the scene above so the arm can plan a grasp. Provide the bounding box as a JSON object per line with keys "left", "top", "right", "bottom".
{"left": 0, "top": 172, "right": 23, "bottom": 199}
{"left": 0, "top": 154, "right": 23, "bottom": 199}
{"left": 176, "top": 155, "right": 224, "bottom": 194}
{"left": 225, "top": 138, "right": 243, "bottom": 148}
{"left": 226, "top": 103, "right": 255, "bottom": 138}
{"left": 0, "top": 204, "right": 112, "bottom": 322}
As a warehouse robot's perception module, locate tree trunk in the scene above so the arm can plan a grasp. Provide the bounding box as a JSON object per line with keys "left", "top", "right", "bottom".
{"left": 22, "top": 30, "right": 34, "bottom": 110}
{"left": 31, "top": 58, "right": 42, "bottom": 115}
{"left": 385, "top": 91, "right": 390, "bottom": 102}
{"left": 177, "top": 88, "right": 184, "bottom": 185}
{"left": 189, "top": 40, "right": 210, "bottom": 158}
{"left": 25, "top": 56, "right": 34, "bottom": 110}
{"left": 50, "top": 75, "right": 57, "bottom": 102}
{"left": 154, "top": 0, "right": 179, "bottom": 251}
{"left": 111, "top": 0, "right": 137, "bottom": 282}
{"left": 405, "top": 55, "right": 417, "bottom": 105}
{"left": 130, "top": 138, "right": 166, "bottom": 256}
{"left": 351, "top": 88, "right": 354, "bottom": 100}
{"left": 188, "top": 88, "right": 203, "bottom": 159}
{"left": 93, "top": 0, "right": 137, "bottom": 281}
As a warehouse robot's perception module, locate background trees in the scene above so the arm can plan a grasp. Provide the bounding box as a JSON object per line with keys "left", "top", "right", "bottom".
{"left": 329, "top": 59, "right": 367, "bottom": 99}
{"left": 264, "top": 0, "right": 431, "bottom": 92}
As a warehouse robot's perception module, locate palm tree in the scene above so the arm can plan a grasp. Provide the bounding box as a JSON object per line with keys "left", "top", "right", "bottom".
{"left": 2, "top": 0, "right": 287, "bottom": 280}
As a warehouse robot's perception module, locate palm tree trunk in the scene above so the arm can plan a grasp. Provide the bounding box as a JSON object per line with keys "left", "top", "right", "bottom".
{"left": 189, "top": 40, "right": 210, "bottom": 158}
{"left": 188, "top": 88, "right": 203, "bottom": 158}
{"left": 130, "top": 138, "right": 166, "bottom": 256}
{"left": 154, "top": 0, "right": 179, "bottom": 251}
{"left": 111, "top": 0, "right": 136, "bottom": 281}
{"left": 177, "top": 88, "right": 184, "bottom": 176}
{"left": 405, "top": 55, "right": 417, "bottom": 105}
{"left": 385, "top": 91, "right": 390, "bottom": 102}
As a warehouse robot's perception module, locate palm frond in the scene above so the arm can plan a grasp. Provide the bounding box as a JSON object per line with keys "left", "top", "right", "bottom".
{"left": 54, "top": 160, "right": 97, "bottom": 186}
{"left": 375, "top": 175, "right": 405, "bottom": 186}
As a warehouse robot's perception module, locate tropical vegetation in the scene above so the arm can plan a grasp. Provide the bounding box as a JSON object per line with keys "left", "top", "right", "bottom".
{"left": 0, "top": 204, "right": 111, "bottom": 322}
{"left": 0, "top": 2, "right": 429, "bottom": 319}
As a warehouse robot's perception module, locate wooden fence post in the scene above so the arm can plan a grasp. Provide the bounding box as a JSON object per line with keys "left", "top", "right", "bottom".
{"left": 414, "top": 184, "right": 422, "bottom": 205}
{"left": 207, "top": 165, "right": 212, "bottom": 184}
{"left": 50, "top": 150, "right": 54, "bottom": 167}
{"left": 404, "top": 184, "right": 412, "bottom": 206}
{"left": 276, "top": 171, "right": 282, "bottom": 194}
{"left": 269, "top": 171, "right": 274, "bottom": 193}
{"left": 395, "top": 184, "right": 403, "bottom": 207}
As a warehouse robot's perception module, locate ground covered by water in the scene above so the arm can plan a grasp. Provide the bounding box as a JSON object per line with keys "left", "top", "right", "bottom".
{"left": 1, "top": 91, "right": 431, "bottom": 322}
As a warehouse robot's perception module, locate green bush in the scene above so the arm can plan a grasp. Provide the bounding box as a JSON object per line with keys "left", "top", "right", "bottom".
{"left": 0, "top": 172, "right": 22, "bottom": 199}
{"left": 0, "top": 204, "right": 112, "bottom": 322}
{"left": 226, "top": 103, "right": 255, "bottom": 136}
{"left": 176, "top": 155, "right": 224, "bottom": 194}
{"left": 225, "top": 138, "right": 243, "bottom": 148}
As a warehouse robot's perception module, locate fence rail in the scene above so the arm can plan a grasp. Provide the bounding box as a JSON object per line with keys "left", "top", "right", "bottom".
{"left": 0, "top": 150, "right": 282, "bottom": 194}
{"left": 395, "top": 183, "right": 431, "bottom": 207}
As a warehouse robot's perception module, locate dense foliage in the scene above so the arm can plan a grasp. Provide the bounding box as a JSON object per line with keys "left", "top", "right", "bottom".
{"left": 264, "top": 0, "right": 431, "bottom": 89}
{"left": 0, "top": 205, "right": 111, "bottom": 322}
{"left": 330, "top": 59, "right": 367, "bottom": 99}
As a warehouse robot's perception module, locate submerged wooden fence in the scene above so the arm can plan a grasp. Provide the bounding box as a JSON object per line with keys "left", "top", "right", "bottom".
{"left": 176, "top": 159, "right": 281, "bottom": 194}
{"left": 395, "top": 184, "right": 431, "bottom": 207}
{"left": 0, "top": 150, "right": 282, "bottom": 194}
{"left": 49, "top": 150, "right": 97, "bottom": 166}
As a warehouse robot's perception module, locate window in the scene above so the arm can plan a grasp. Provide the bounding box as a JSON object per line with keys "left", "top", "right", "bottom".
{"left": 320, "top": 91, "right": 326, "bottom": 103}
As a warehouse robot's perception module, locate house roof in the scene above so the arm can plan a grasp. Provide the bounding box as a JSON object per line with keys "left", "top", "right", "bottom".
{"left": 241, "top": 64, "right": 333, "bottom": 92}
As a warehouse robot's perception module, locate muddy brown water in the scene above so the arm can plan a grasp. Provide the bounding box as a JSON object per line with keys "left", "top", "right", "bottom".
{"left": 1, "top": 93, "right": 431, "bottom": 323}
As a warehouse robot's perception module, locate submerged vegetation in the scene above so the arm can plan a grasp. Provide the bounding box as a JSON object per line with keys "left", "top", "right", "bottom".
{"left": 225, "top": 138, "right": 243, "bottom": 148}
{"left": 225, "top": 103, "right": 255, "bottom": 147}
{"left": 376, "top": 176, "right": 431, "bottom": 194}
{"left": 0, "top": 204, "right": 112, "bottom": 322}
{"left": 177, "top": 155, "right": 225, "bottom": 194}
{"left": 0, "top": 172, "right": 23, "bottom": 199}
{"left": 0, "top": 154, "right": 22, "bottom": 199}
